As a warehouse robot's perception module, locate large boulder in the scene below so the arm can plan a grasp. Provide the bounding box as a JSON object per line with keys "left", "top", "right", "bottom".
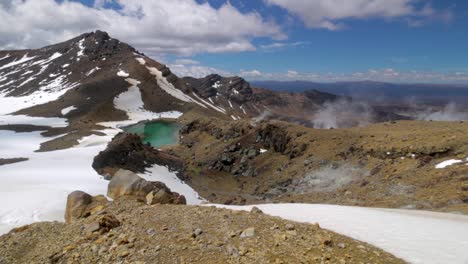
{"left": 107, "top": 169, "right": 186, "bottom": 204}
{"left": 65, "top": 191, "right": 109, "bottom": 223}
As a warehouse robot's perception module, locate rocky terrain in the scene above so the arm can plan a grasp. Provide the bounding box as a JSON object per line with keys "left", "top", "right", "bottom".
{"left": 0, "top": 196, "right": 404, "bottom": 264}
{"left": 92, "top": 132, "right": 184, "bottom": 176}
{"left": 172, "top": 117, "right": 468, "bottom": 213}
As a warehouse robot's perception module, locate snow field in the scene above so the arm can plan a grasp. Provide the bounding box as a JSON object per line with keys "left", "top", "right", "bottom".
{"left": 212, "top": 204, "right": 468, "bottom": 264}
{"left": 61, "top": 106, "right": 77, "bottom": 115}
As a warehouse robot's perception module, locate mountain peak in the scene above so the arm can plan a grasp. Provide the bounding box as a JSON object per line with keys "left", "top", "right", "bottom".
{"left": 89, "top": 30, "right": 111, "bottom": 41}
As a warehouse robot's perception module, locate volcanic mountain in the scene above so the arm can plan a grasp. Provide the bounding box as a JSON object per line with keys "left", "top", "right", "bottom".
{"left": 0, "top": 31, "right": 238, "bottom": 124}
{"left": 0, "top": 30, "right": 407, "bottom": 139}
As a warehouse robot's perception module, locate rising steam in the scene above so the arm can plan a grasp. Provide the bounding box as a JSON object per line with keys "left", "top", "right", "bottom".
{"left": 251, "top": 110, "right": 272, "bottom": 126}
{"left": 416, "top": 103, "right": 468, "bottom": 121}
{"left": 294, "top": 164, "right": 369, "bottom": 193}
{"left": 312, "top": 99, "right": 374, "bottom": 129}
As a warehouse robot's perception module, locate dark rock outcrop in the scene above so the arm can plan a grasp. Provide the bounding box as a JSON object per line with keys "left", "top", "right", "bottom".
{"left": 92, "top": 133, "right": 183, "bottom": 175}
{"left": 182, "top": 74, "right": 253, "bottom": 104}
{"left": 256, "top": 124, "right": 291, "bottom": 153}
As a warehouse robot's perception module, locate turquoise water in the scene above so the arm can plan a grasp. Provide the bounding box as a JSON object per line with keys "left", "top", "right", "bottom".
{"left": 125, "top": 121, "right": 181, "bottom": 148}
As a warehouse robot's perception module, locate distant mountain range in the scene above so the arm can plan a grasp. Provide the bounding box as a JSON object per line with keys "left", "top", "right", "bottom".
{"left": 251, "top": 81, "right": 468, "bottom": 106}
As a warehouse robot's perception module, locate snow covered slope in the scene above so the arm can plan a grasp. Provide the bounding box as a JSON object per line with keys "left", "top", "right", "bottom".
{"left": 0, "top": 110, "right": 193, "bottom": 234}
{"left": 213, "top": 204, "right": 468, "bottom": 264}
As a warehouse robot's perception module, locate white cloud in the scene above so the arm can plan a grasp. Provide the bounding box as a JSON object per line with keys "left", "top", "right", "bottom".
{"left": 0, "top": 0, "right": 283, "bottom": 56}
{"left": 260, "top": 41, "right": 308, "bottom": 50}
{"left": 287, "top": 70, "right": 299, "bottom": 78}
{"left": 240, "top": 69, "right": 263, "bottom": 78}
{"left": 264, "top": 0, "right": 453, "bottom": 30}
{"left": 239, "top": 68, "right": 468, "bottom": 83}
{"left": 173, "top": 59, "right": 200, "bottom": 65}
{"left": 93, "top": 0, "right": 113, "bottom": 8}
{"left": 169, "top": 63, "right": 233, "bottom": 78}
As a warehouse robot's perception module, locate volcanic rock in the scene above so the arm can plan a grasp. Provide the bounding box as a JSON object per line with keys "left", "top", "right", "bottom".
{"left": 107, "top": 169, "right": 186, "bottom": 204}
{"left": 92, "top": 133, "right": 183, "bottom": 175}
{"left": 65, "top": 191, "right": 109, "bottom": 224}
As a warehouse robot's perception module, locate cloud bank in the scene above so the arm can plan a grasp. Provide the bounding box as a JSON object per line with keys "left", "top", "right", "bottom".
{"left": 264, "top": 0, "right": 453, "bottom": 30}
{"left": 238, "top": 68, "right": 468, "bottom": 83}
{"left": 0, "top": 0, "right": 283, "bottom": 56}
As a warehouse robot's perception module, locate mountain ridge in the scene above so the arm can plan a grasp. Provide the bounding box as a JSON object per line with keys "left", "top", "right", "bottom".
{"left": 2, "top": 30, "right": 400, "bottom": 133}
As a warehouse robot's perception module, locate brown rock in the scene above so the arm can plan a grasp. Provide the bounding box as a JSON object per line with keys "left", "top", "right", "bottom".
{"left": 65, "top": 191, "right": 91, "bottom": 224}
{"left": 250, "top": 206, "right": 263, "bottom": 214}
{"left": 146, "top": 189, "right": 172, "bottom": 205}
{"left": 98, "top": 214, "right": 121, "bottom": 232}
{"left": 240, "top": 227, "right": 255, "bottom": 238}
{"left": 65, "top": 191, "right": 109, "bottom": 224}
{"left": 108, "top": 169, "right": 166, "bottom": 199}
{"left": 85, "top": 222, "right": 101, "bottom": 234}
{"left": 108, "top": 169, "right": 186, "bottom": 205}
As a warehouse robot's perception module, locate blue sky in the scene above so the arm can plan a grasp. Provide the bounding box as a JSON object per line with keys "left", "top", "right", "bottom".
{"left": 186, "top": 0, "right": 468, "bottom": 82}
{"left": 1, "top": 0, "right": 467, "bottom": 83}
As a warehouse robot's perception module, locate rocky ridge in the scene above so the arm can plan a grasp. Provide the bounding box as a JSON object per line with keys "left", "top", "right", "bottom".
{"left": 0, "top": 198, "right": 405, "bottom": 264}
{"left": 174, "top": 117, "right": 468, "bottom": 212}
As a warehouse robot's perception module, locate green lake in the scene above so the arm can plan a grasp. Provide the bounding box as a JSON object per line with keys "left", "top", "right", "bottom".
{"left": 125, "top": 121, "right": 181, "bottom": 148}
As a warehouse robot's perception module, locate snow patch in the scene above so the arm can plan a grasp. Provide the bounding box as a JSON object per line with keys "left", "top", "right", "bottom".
{"left": 240, "top": 105, "right": 247, "bottom": 114}
{"left": 17, "top": 76, "right": 36, "bottom": 87}
{"left": 135, "top": 57, "right": 146, "bottom": 65}
{"left": 0, "top": 115, "right": 68, "bottom": 128}
{"left": 0, "top": 54, "right": 10, "bottom": 61}
{"left": 76, "top": 39, "right": 85, "bottom": 61}
{"left": 0, "top": 54, "right": 36, "bottom": 70}
{"left": 0, "top": 80, "right": 15, "bottom": 89}
{"left": 192, "top": 92, "right": 227, "bottom": 114}
{"left": 146, "top": 66, "right": 207, "bottom": 109}
{"left": 117, "top": 70, "right": 129, "bottom": 77}
{"left": 61, "top": 106, "right": 77, "bottom": 115}
{"left": 228, "top": 100, "right": 233, "bottom": 108}
{"left": 0, "top": 75, "right": 79, "bottom": 115}
{"left": 139, "top": 165, "right": 205, "bottom": 205}
{"left": 212, "top": 81, "right": 221, "bottom": 89}
{"left": 435, "top": 159, "right": 464, "bottom": 169}
{"left": 86, "top": 67, "right": 101, "bottom": 76}
{"left": 100, "top": 77, "right": 183, "bottom": 129}
{"left": 32, "top": 52, "right": 62, "bottom": 66}
{"left": 21, "top": 70, "right": 34, "bottom": 76}
{"left": 260, "top": 148, "right": 267, "bottom": 154}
